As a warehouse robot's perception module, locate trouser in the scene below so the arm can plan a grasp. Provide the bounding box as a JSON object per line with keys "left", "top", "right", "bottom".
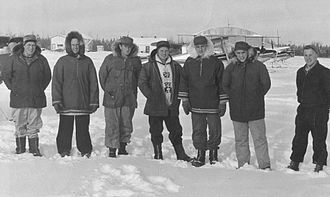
{"left": 56, "top": 115, "right": 92, "bottom": 154}
{"left": 290, "top": 105, "right": 329, "bottom": 165}
{"left": 104, "top": 106, "right": 135, "bottom": 148}
{"left": 148, "top": 114, "right": 183, "bottom": 146}
{"left": 191, "top": 112, "right": 221, "bottom": 150}
{"left": 233, "top": 119, "right": 270, "bottom": 169}
{"left": 12, "top": 108, "right": 42, "bottom": 138}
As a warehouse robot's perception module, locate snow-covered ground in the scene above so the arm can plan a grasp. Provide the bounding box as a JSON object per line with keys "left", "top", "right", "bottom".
{"left": 1, "top": 51, "right": 330, "bottom": 197}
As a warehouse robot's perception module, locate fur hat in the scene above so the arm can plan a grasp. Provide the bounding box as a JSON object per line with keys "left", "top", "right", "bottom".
{"left": 193, "top": 36, "right": 207, "bottom": 45}
{"left": 23, "top": 34, "right": 37, "bottom": 45}
{"left": 119, "top": 36, "right": 134, "bottom": 47}
{"left": 234, "top": 41, "right": 250, "bottom": 51}
{"left": 156, "top": 40, "right": 170, "bottom": 50}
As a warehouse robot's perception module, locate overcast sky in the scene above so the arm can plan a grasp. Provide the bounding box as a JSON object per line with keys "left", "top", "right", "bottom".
{"left": 0, "top": 0, "right": 329, "bottom": 44}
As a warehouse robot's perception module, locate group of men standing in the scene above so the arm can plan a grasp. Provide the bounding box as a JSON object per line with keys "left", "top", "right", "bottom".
{"left": 0, "top": 32, "right": 329, "bottom": 172}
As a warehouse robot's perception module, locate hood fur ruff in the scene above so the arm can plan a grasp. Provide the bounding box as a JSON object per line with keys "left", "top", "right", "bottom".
{"left": 65, "top": 31, "right": 85, "bottom": 56}
{"left": 187, "top": 36, "right": 214, "bottom": 59}
{"left": 111, "top": 39, "right": 139, "bottom": 57}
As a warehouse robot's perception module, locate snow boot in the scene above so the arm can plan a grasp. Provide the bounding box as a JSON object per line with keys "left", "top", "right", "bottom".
{"left": 28, "top": 137, "right": 42, "bottom": 157}
{"left": 118, "top": 142, "right": 128, "bottom": 155}
{"left": 287, "top": 161, "right": 299, "bottom": 171}
{"left": 82, "top": 152, "right": 91, "bottom": 158}
{"left": 153, "top": 143, "right": 163, "bottom": 160}
{"left": 191, "top": 150, "right": 206, "bottom": 167}
{"left": 209, "top": 148, "right": 218, "bottom": 165}
{"left": 15, "top": 137, "right": 26, "bottom": 154}
{"left": 314, "top": 164, "right": 323, "bottom": 173}
{"left": 109, "top": 148, "right": 117, "bottom": 158}
{"left": 173, "top": 144, "right": 192, "bottom": 162}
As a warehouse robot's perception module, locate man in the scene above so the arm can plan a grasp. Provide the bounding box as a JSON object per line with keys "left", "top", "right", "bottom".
{"left": 2, "top": 34, "right": 51, "bottom": 156}
{"left": 179, "top": 36, "right": 227, "bottom": 167}
{"left": 99, "top": 36, "right": 141, "bottom": 157}
{"left": 223, "top": 41, "right": 271, "bottom": 170}
{"left": 0, "top": 37, "right": 22, "bottom": 85}
{"left": 139, "top": 41, "right": 191, "bottom": 161}
{"left": 52, "top": 31, "right": 99, "bottom": 158}
{"left": 288, "top": 45, "right": 330, "bottom": 172}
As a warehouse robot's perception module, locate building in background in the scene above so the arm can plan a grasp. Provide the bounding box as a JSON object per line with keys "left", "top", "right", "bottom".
{"left": 132, "top": 36, "right": 167, "bottom": 58}
{"left": 51, "top": 33, "right": 93, "bottom": 52}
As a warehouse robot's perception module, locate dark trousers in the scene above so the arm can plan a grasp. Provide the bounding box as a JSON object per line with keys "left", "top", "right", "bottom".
{"left": 191, "top": 112, "right": 221, "bottom": 150}
{"left": 290, "top": 105, "right": 329, "bottom": 165}
{"left": 148, "top": 115, "right": 183, "bottom": 146}
{"left": 56, "top": 115, "right": 92, "bottom": 154}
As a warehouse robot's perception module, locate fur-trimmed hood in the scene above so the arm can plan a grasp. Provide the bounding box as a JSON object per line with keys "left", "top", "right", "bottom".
{"left": 111, "top": 39, "right": 139, "bottom": 57}
{"left": 65, "top": 31, "right": 85, "bottom": 57}
{"left": 187, "top": 36, "right": 214, "bottom": 59}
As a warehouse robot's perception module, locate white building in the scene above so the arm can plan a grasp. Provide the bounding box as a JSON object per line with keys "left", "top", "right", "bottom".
{"left": 132, "top": 37, "right": 167, "bottom": 58}
{"left": 51, "top": 33, "right": 93, "bottom": 52}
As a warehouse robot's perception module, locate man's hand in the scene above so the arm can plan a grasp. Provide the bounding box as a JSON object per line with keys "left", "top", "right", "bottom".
{"left": 53, "top": 103, "right": 63, "bottom": 113}
{"left": 182, "top": 100, "right": 191, "bottom": 115}
{"left": 218, "top": 103, "right": 226, "bottom": 117}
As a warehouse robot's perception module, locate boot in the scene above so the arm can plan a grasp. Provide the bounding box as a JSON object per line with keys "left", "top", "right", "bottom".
{"left": 15, "top": 137, "right": 26, "bottom": 154}
{"left": 287, "top": 161, "right": 299, "bottom": 171}
{"left": 153, "top": 143, "right": 163, "bottom": 160}
{"left": 314, "top": 164, "right": 324, "bottom": 173}
{"left": 209, "top": 148, "right": 218, "bottom": 165}
{"left": 118, "top": 142, "right": 128, "bottom": 155}
{"left": 28, "top": 137, "right": 42, "bottom": 157}
{"left": 191, "top": 150, "right": 206, "bottom": 167}
{"left": 173, "top": 144, "right": 192, "bottom": 162}
{"left": 108, "top": 148, "right": 117, "bottom": 158}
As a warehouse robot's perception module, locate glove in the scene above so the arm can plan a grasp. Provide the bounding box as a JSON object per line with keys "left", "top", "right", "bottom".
{"left": 53, "top": 103, "right": 63, "bottom": 113}
{"left": 89, "top": 105, "right": 98, "bottom": 113}
{"left": 218, "top": 103, "right": 226, "bottom": 117}
{"left": 182, "top": 100, "right": 191, "bottom": 115}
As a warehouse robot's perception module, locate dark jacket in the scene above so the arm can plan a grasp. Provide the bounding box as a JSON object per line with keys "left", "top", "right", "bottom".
{"left": 0, "top": 53, "right": 10, "bottom": 83}
{"left": 138, "top": 49, "right": 181, "bottom": 116}
{"left": 2, "top": 44, "right": 51, "bottom": 108}
{"left": 296, "top": 61, "right": 330, "bottom": 107}
{"left": 99, "top": 40, "right": 142, "bottom": 108}
{"left": 223, "top": 59, "right": 271, "bottom": 122}
{"left": 178, "top": 38, "right": 227, "bottom": 113}
{"left": 52, "top": 32, "right": 99, "bottom": 114}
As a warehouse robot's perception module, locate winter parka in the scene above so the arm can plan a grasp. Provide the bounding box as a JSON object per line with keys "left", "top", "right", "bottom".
{"left": 99, "top": 40, "right": 142, "bottom": 108}
{"left": 296, "top": 61, "right": 330, "bottom": 107}
{"left": 2, "top": 44, "right": 51, "bottom": 108}
{"left": 178, "top": 37, "right": 227, "bottom": 113}
{"left": 223, "top": 59, "right": 271, "bottom": 122}
{"left": 138, "top": 49, "right": 182, "bottom": 116}
{"left": 52, "top": 31, "right": 99, "bottom": 115}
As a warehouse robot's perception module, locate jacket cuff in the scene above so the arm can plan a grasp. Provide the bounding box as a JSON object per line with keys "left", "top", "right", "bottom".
{"left": 219, "top": 94, "right": 229, "bottom": 104}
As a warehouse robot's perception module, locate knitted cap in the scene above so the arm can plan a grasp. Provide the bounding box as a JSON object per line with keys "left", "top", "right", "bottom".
{"left": 234, "top": 41, "right": 250, "bottom": 51}
{"left": 119, "top": 36, "right": 134, "bottom": 46}
{"left": 156, "top": 40, "right": 170, "bottom": 50}
{"left": 193, "top": 36, "right": 207, "bottom": 45}
{"left": 23, "top": 34, "right": 37, "bottom": 45}
{"left": 303, "top": 45, "right": 319, "bottom": 54}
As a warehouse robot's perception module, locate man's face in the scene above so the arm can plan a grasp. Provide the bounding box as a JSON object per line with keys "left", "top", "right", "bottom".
{"left": 195, "top": 44, "right": 207, "bottom": 56}
{"left": 304, "top": 49, "right": 318, "bottom": 66}
{"left": 71, "top": 38, "right": 80, "bottom": 54}
{"left": 119, "top": 44, "right": 132, "bottom": 57}
{"left": 234, "top": 50, "right": 248, "bottom": 62}
{"left": 23, "top": 41, "right": 36, "bottom": 57}
{"left": 157, "top": 47, "right": 170, "bottom": 62}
